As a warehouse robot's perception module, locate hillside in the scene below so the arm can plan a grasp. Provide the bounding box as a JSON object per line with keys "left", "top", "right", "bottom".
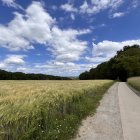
{"left": 0, "top": 69, "right": 70, "bottom": 80}
{"left": 79, "top": 45, "right": 140, "bottom": 81}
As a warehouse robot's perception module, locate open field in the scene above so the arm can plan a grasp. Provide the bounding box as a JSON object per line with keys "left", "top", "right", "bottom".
{"left": 0, "top": 80, "right": 114, "bottom": 140}
{"left": 127, "top": 77, "right": 140, "bottom": 92}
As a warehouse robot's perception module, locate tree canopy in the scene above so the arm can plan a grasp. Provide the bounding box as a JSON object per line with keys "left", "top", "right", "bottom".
{"left": 79, "top": 45, "right": 140, "bottom": 81}
{"left": 0, "top": 70, "right": 70, "bottom": 80}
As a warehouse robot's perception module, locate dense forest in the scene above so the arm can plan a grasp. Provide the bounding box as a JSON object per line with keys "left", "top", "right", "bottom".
{"left": 79, "top": 45, "right": 140, "bottom": 81}
{"left": 0, "top": 70, "right": 70, "bottom": 80}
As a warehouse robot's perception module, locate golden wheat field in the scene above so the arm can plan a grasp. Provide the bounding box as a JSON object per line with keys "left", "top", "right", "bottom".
{"left": 0, "top": 80, "right": 113, "bottom": 140}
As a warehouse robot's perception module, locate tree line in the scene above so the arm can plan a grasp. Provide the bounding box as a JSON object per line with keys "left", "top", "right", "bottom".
{"left": 0, "top": 70, "right": 70, "bottom": 80}
{"left": 79, "top": 45, "right": 140, "bottom": 81}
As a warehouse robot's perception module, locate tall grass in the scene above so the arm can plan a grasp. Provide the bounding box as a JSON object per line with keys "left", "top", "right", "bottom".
{"left": 0, "top": 80, "right": 114, "bottom": 140}
{"left": 127, "top": 77, "right": 140, "bottom": 92}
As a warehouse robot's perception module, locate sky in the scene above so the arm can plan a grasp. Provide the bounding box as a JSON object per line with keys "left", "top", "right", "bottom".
{"left": 0, "top": 0, "right": 140, "bottom": 76}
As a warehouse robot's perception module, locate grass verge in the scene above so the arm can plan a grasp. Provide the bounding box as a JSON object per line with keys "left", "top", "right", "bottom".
{"left": 127, "top": 77, "right": 140, "bottom": 93}
{"left": 0, "top": 80, "right": 114, "bottom": 140}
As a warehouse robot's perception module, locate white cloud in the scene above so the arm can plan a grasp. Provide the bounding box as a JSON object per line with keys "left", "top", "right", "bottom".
{"left": 12, "top": 60, "right": 96, "bottom": 76}
{"left": 60, "top": 3, "right": 78, "bottom": 12}
{"left": 35, "top": 61, "right": 96, "bottom": 76}
{"left": 0, "top": 63, "right": 6, "bottom": 69}
{"left": 10, "top": 2, "right": 55, "bottom": 44}
{"left": 80, "top": 1, "right": 89, "bottom": 13}
{"left": 1, "top": 0, "right": 22, "bottom": 9}
{"left": 70, "top": 13, "right": 75, "bottom": 20}
{"left": 49, "top": 27, "right": 90, "bottom": 62}
{"left": 84, "top": 39, "right": 140, "bottom": 66}
{"left": 61, "top": 0, "right": 138, "bottom": 17}
{"left": 16, "top": 67, "right": 27, "bottom": 72}
{"left": 112, "top": 12, "right": 125, "bottom": 18}
{"left": 0, "top": 1, "right": 54, "bottom": 51}
{"left": 0, "top": 1, "right": 90, "bottom": 62}
{"left": 100, "top": 23, "right": 106, "bottom": 27}
{"left": 132, "top": 0, "right": 139, "bottom": 8}
{"left": 92, "top": 39, "right": 140, "bottom": 59}
{"left": 51, "top": 5, "right": 57, "bottom": 11}
{"left": 60, "top": 0, "right": 124, "bottom": 16}
{"left": 5, "top": 55, "right": 25, "bottom": 65}
{"left": 0, "top": 55, "right": 26, "bottom": 70}
{"left": 80, "top": 0, "right": 124, "bottom": 14}
{"left": 85, "top": 56, "right": 110, "bottom": 63}
{"left": 0, "top": 25, "right": 34, "bottom": 51}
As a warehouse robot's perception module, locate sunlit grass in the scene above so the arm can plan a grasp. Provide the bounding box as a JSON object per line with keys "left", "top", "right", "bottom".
{"left": 128, "top": 77, "right": 140, "bottom": 92}
{"left": 0, "top": 80, "right": 114, "bottom": 140}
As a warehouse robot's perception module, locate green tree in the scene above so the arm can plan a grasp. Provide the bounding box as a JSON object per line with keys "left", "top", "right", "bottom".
{"left": 79, "top": 45, "right": 140, "bottom": 81}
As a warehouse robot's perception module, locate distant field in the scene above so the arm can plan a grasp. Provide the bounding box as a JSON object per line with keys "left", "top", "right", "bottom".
{"left": 0, "top": 80, "right": 114, "bottom": 140}
{"left": 128, "top": 77, "right": 140, "bottom": 92}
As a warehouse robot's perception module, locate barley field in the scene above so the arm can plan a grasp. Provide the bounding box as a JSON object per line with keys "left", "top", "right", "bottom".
{"left": 0, "top": 80, "right": 114, "bottom": 140}
{"left": 128, "top": 77, "right": 140, "bottom": 92}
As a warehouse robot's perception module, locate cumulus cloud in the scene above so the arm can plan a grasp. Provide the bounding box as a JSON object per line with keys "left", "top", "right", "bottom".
{"left": 8, "top": 2, "right": 55, "bottom": 45}
{"left": 10, "top": 60, "right": 95, "bottom": 76}
{"left": 84, "top": 39, "right": 140, "bottom": 65}
{"left": 92, "top": 39, "right": 140, "bottom": 59}
{"left": 0, "top": 63, "right": 6, "bottom": 69}
{"left": 85, "top": 56, "right": 110, "bottom": 63}
{"left": 35, "top": 61, "right": 96, "bottom": 76}
{"left": 0, "top": 25, "right": 34, "bottom": 51}
{"left": 1, "top": 0, "right": 22, "bottom": 9}
{"left": 112, "top": 12, "right": 125, "bottom": 18}
{"left": 0, "top": 1, "right": 90, "bottom": 62}
{"left": 0, "top": 55, "right": 26, "bottom": 70}
{"left": 0, "top": 1, "right": 54, "bottom": 51}
{"left": 16, "top": 67, "right": 27, "bottom": 72}
{"left": 5, "top": 55, "right": 25, "bottom": 65}
{"left": 49, "top": 27, "right": 90, "bottom": 62}
{"left": 11, "top": 60, "right": 96, "bottom": 76}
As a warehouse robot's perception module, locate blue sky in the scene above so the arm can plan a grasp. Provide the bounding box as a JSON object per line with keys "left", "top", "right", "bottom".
{"left": 0, "top": 0, "right": 140, "bottom": 76}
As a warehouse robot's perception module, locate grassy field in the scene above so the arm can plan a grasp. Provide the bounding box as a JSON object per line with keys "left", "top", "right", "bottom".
{"left": 0, "top": 80, "right": 114, "bottom": 140}
{"left": 127, "top": 77, "right": 140, "bottom": 92}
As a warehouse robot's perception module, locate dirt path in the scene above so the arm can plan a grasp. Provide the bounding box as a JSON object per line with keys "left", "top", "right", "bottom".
{"left": 74, "top": 82, "right": 140, "bottom": 140}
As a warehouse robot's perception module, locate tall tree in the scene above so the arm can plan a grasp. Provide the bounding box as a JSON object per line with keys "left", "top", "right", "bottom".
{"left": 79, "top": 45, "right": 140, "bottom": 81}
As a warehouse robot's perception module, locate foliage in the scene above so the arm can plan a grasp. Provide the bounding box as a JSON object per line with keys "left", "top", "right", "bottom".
{"left": 0, "top": 80, "right": 114, "bottom": 140}
{"left": 128, "top": 77, "right": 140, "bottom": 92}
{"left": 79, "top": 45, "right": 140, "bottom": 81}
{"left": 0, "top": 70, "right": 70, "bottom": 80}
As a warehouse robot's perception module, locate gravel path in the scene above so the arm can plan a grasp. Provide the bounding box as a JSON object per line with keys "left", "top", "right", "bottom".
{"left": 118, "top": 82, "right": 140, "bottom": 140}
{"left": 74, "top": 82, "right": 124, "bottom": 140}
{"left": 74, "top": 82, "right": 140, "bottom": 140}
